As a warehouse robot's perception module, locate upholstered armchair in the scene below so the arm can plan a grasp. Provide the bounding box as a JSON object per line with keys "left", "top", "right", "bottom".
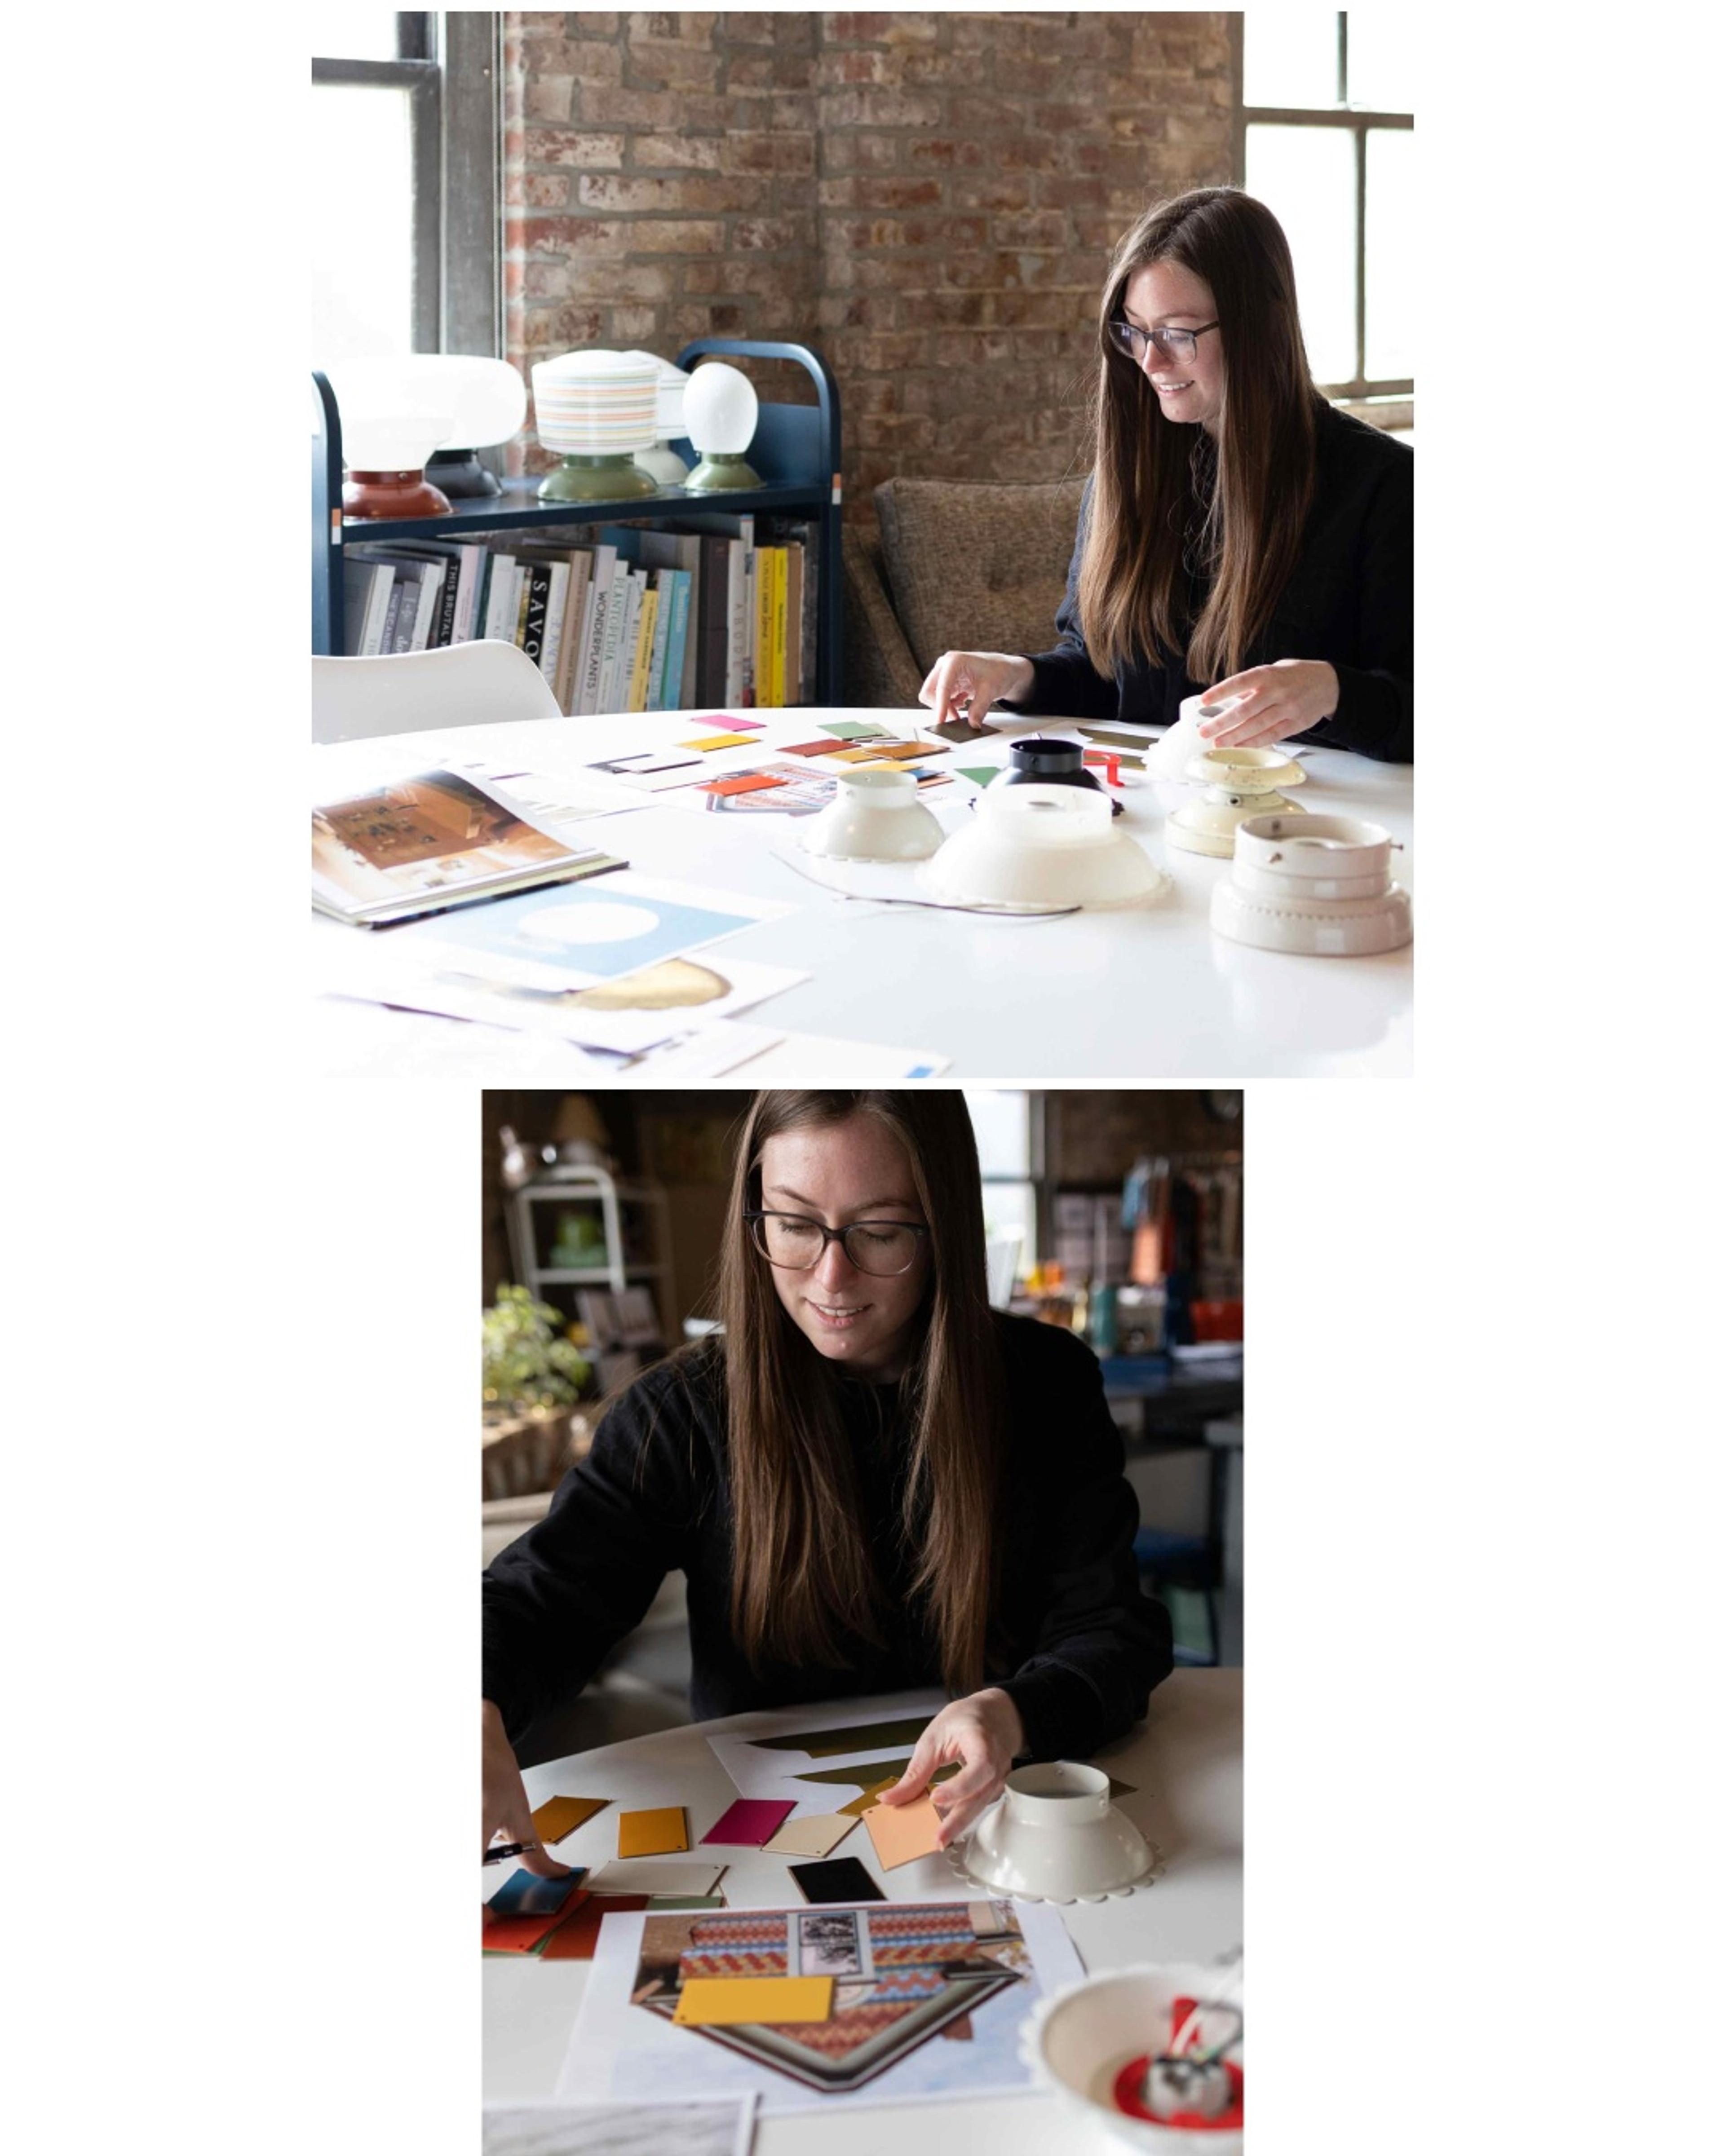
{"left": 840, "top": 475, "right": 1089, "bottom": 708}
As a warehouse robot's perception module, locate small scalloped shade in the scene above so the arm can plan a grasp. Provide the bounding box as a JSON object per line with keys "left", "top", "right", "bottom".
{"left": 683, "top": 361, "right": 759, "bottom": 454}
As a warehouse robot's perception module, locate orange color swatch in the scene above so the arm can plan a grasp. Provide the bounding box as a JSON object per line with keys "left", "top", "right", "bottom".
{"left": 481, "top": 1890, "right": 589, "bottom": 1956}
{"left": 531, "top": 1795, "right": 610, "bottom": 1844}
{"left": 538, "top": 1892, "right": 648, "bottom": 1960}
{"left": 701, "top": 773, "right": 785, "bottom": 796}
{"left": 617, "top": 1806, "right": 689, "bottom": 1857}
{"left": 862, "top": 1794, "right": 945, "bottom": 1869}
{"left": 672, "top": 1976, "right": 834, "bottom": 2027}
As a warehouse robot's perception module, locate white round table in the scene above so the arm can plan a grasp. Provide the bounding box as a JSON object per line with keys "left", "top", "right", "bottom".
{"left": 485, "top": 1669, "right": 1241, "bottom": 2152}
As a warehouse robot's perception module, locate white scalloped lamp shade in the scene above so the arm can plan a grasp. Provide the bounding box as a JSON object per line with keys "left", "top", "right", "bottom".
{"left": 682, "top": 360, "right": 762, "bottom": 489}
{"left": 950, "top": 1761, "right": 1159, "bottom": 1902}
{"left": 622, "top": 350, "right": 692, "bottom": 483}
{"left": 920, "top": 784, "right": 1168, "bottom": 912}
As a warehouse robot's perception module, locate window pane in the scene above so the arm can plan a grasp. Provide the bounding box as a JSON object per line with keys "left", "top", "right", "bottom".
{"left": 964, "top": 1089, "right": 1031, "bottom": 1177}
{"left": 1345, "top": 13, "right": 1417, "bottom": 111}
{"left": 310, "top": 84, "right": 415, "bottom": 363}
{"left": 1245, "top": 124, "right": 1357, "bottom": 385}
{"left": 980, "top": 1180, "right": 1036, "bottom": 1287}
{"left": 308, "top": 10, "right": 402, "bottom": 61}
{"left": 1243, "top": 9, "right": 1340, "bottom": 108}
{"left": 1365, "top": 128, "right": 1414, "bottom": 381}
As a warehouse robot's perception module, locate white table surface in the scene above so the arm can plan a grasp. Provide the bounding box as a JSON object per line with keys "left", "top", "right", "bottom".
{"left": 484, "top": 1670, "right": 1241, "bottom": 2152}
{"left": 315, "top": 707, "right": 1411, "bottom": 1080}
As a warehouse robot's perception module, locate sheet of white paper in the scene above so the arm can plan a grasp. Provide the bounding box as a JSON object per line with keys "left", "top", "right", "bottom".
{"left": 619, "top": 1021, "right": 785, "bottom": 1081}
{"left": 707, "top": 1692, "right": 946, "bottom": 1812}
{"left": 719, "top": 1033, "right": 950, "bottom": 1083}
{"left": 557, "top": 1899, "right": 1085, "bottom": 2118}
{"left": 482, "top": 2095, "right": 756, "bottom": 2156}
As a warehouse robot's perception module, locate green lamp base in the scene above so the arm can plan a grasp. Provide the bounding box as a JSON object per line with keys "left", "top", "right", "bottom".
{"left": 683, "top": 453, "right": 763, "bottom": 493}
{"left": 537, "top": 453, "right": 659, "bottom": 503}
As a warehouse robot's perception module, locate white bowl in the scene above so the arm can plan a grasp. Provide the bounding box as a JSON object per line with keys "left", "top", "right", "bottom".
{"left": 1023, "top": 1963, "right": 1244, "bottom": 2154}
{"left": 919, "top": 784, "right": 1168, "bottom": 912}
{"left": 799, "top": 768, "right": 944, "bottom": 862}
{"left": 1211, "top": 812, "right": 1412, "bottom": 956}
{"left": 948, "top": 1760, "right": 1160, "bottom": 1902}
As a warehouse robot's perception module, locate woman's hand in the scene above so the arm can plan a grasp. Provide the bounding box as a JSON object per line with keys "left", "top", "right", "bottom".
{"left": 918, "top": 650, "right": 1035, "bottom": 729}
{"left": 879, "top": 1688, "right": 1026, "bottom": 1848}
{"left": 482, "top": 1699, "right": 573, "bottom": 1876}
{"left": 1199, "top": 658, "right": 1339, "bottom": 749}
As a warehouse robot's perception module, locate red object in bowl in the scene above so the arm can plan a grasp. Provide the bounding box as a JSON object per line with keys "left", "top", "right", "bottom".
{"left": 1111, "top": 2053, "right": 1245, "bottom": 2129}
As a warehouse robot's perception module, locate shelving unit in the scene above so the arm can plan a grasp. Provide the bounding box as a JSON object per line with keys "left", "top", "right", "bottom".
{"left": 311, "top": 337, "right": 844, "bottom": 701}
{"left": 505, "top": 1163, "right": 674, "bottom": 1374}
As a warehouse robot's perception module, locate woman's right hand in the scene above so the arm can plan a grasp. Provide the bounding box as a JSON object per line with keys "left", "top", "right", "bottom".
{"left": 918, "top": 650, "right": 1035, "bottom": 729}
{"left": 482, "top": 1699, "right": 573, "bottom": 1876}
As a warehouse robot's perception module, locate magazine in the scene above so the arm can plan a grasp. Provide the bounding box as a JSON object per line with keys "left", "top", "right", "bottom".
{"left": 312, "top": 766, "right": 627, "bottom": 927}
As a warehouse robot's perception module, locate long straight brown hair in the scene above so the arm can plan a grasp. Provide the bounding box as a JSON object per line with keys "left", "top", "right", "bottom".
{"left": 717, "top": 1090, "right": 1007, "bottom": 1696}
{"left": 1076, "top": 186, "right": 1321, "bottom": 685}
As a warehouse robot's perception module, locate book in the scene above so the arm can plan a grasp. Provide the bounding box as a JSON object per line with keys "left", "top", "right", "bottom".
{"left": 605, "top": 528, "right": 703, "bottom": 708}
{"left": 342, "top": 558, "right": 394, "bottom": 656}
{"left": 643, "top": 568, "right": 674, "bottom": 710}
{"left": 602, "top": 567, "right": 644, "bottom": 715}
{"left": 513, "top": 544, "right": 593, "bottom": 711}
{"left": 575, "top": 546, "right": 619, "bottom": 713}
{"left": 481, "top": 552, "right": 519, "bottom": 642}
{"left": 627, "top": 584, "right": 660, "bottom": 711}
{"left": 518, "top": 560, "right": 553, "bottom": 668}
{"left": 783, "top": 541, "right": 804, "bottom": 707}
{"left": 754, "top": 548, "right": 774, "bottom": 708}
{"left": 313, "top": 767, "right": 627, "bottom": 927}
{"left": 656, "top": 567, "right": 692, "bottom": 712}
{"left": 378, "top": 571, "right": 411, "bottom": 654}
{"left": 695, "top": 535, "right": 730, "bottom": 707}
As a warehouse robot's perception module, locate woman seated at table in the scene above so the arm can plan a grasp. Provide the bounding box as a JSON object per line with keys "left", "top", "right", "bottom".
{"left": 921, "top": 186, "right": 1413, "bottom": 762}
{"left": 483, "top": 1089, "right": 1171, "bottom": 1873}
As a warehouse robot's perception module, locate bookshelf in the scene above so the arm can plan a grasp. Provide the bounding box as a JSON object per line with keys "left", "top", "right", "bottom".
{"left": 311, "top": 337, "right": 844, "bottom": 703}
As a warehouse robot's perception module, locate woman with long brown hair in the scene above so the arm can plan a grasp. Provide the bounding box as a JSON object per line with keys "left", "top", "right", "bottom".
{"left": 482, "top": 1090, "right": 1170, "bottom": 1876}
{"left": 922, "top": 186, "right": 1413, "bottom": 761}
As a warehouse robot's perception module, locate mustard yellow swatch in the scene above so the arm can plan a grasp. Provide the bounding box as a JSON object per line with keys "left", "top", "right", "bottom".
{"left": 531, "top": 1795, "right": 608, "bottom": 1843}
{"left": 673, "top": 1976, "right": 835, "bottom": 2027}
{"left": 617, "top": 1806, "right": 689, "bottom": 1857}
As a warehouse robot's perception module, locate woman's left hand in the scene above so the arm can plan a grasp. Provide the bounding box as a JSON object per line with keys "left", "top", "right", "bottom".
{"left": 878, "top": 1688, "right": 1026, "bottom": 1848}
{"left": 1199, "top": 658, "right": 1339, "bottom": 749}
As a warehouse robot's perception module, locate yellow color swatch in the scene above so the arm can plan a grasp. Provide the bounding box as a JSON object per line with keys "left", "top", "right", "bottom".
{"left": 681, "top": 733, "right": 755, "bottom": 751}
{"left": 531, "top": 1795, "right": 609, "bottom": 1843}
{"left": 673, "top": 1976, "right": 835, "bottom": 2027}
{"left": 838, "top": 1776, "right": 901, "bottom": 1818}
{"left": 618, "top": 1806, "right": 689, "bottom": 1857}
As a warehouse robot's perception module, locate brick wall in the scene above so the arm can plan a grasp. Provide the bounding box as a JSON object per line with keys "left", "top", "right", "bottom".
{"left": 502, "top": 11, "right": 1238, "bottom": 508}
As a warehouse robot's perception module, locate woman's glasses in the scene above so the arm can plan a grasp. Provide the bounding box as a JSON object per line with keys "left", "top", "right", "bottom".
{"left": 746, "top": 1210, "right": 929, "bottom": 1277}
{"left": 1107, "top": 318, "right": 1220, "bottom": 364}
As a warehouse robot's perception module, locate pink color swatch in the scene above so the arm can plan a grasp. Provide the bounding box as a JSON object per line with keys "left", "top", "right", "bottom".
{"left": 700, "top": 1798, "right": 798, "bottom": 1847}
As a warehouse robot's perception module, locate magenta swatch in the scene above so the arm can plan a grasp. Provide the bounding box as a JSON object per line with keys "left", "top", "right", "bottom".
{"left": 700, "top": 1798, "right": 797, "bottom": 1847}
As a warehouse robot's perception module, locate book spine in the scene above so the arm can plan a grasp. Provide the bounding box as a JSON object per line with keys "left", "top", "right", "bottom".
{"left": 408, "top": 562, "right": 442, "bottom": 652}
{"left": 432, "top": 557, "right": 460, "bottom": 647}
{"left": 697, "top": 536, "right": 730, "bottom": 707}
{"left": 578, "top": 551, "right": 616, "bottom": 714}
{"left": 557, "top": 552, "right": 592, "bottom": 713}
{"left": 658, "top": 570, "right": 691, "bottom": 712}
{"left": 754, "top": 549, "right": 774, "bottom": 709}
{"left": 450, "top": 545, "right": 480, "bottom": 644}
{"left": 609, "top": 570, "right": 644, "bottom": 713}
{"left": 628, "top": 585, "right": 660, "bottom": 711}
{"left": 482, "top": 553, "right": 518, "bottom": 641}
{"left": 378, "top": 573, "right": 410, "bottom": 655}
{"left": 643, "top": 570, "right": 673, "bottom": 711}
{"left": 520, "top": 561, "right": 552, "bottom": 667}
{"left": 773, "top": 548, "right": 789, "bottom": 707}
{"left": 725, "top": 538, "right": 748, "bottom": 706}
{"left": 782, "top": 542, "right": 804, "bottom": 707}
{"left": 540, "top": 561, "right": 570, "bottom": 690}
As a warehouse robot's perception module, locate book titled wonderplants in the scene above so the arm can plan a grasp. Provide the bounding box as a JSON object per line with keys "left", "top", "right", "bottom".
{"left": 313, "top": 766, "right": 625, "bottom": 927}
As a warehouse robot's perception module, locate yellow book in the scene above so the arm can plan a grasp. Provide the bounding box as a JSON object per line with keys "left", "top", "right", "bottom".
{"left": 770, "top": 546, "right": 788, "bottom": 708}
{"left": 626, "top": 588, "right": 659, "bottom": 712}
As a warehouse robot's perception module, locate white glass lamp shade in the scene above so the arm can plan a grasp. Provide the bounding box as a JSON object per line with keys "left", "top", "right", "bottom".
{"left": 531, "top": 350, "right": 660, "bottom": 455}
{"left": 326, "top": 358, "right": 460, "bottom": 471}
{"left": 621, "top": 350, "right": 691, "bottom": 438}
{"left": 919, "top": 784, "right": 1168, "bottom": 912}
{"left": 433, "top": 355, "right": 527, "bottom": 449}
{"left": 683, "top": 361, "right": 758, "bottom": 454}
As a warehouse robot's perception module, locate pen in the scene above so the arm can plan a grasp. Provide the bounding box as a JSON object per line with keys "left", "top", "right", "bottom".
{"left": 483, "top": 1839, "right": 539, "bottom": 1865}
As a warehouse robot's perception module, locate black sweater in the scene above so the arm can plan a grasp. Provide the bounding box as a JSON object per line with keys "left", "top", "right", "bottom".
{"left": 1012, "top": 398, "right": 1414, "bottom": 762}
{"left": 482, "top": 1312, "right": 1172, "bottom": 1763}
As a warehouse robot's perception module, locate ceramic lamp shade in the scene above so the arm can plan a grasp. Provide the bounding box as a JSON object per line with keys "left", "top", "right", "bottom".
{"left": 949, "top": 1761, "right": 1159, "bottom": 1902}
{"left": 531, "top": 350, "right": 661, "bottom": 501}
{"left": 682, "top": 360, "right": 761, "bottom": 490}
{"left": 800, "top": 768, "right": 944, "bottom": 862}
{"left": 622, "top": 350, "right": 692, "bottom": 485}
{"left": 1210, "top": 812, "right": 1413, "bottom": 955}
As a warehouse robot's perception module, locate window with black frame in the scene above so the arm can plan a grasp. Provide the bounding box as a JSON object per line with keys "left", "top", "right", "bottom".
{"left": 1240, "top": 10, "right": 1413, "bottom": 433}
{"left": 310, "top": 11, "right": 499, "bottom": 363}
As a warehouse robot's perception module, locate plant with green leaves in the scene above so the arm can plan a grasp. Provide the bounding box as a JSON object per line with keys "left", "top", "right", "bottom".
{"left": 482, "top": 1284, "right": 590, "bottom": 1412}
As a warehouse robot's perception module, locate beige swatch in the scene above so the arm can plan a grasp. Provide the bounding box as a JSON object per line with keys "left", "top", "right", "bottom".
{"left": 762, "top": 1813, "right": 858, "bottom": 1859}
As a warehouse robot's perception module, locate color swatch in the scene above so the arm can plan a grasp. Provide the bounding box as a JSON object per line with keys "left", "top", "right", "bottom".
{"left": 672, "top": 1976, "right": 835, "bottom": 2028}
{"left": 538, "top": 1892, "right": 648, "bottom": 1960}
{"left": 617, "top": 1806, "right": 689, "bottom": 1857}
{"left": 531, "top": 1795, "right": 610, "bottom": 1843}
{"left": 762, "top": 1813, "right": 858, "bottom": 1859}
{"left": 587, "top": 1860, "right": 724, "bottom": 1897}
{"left": 862, "top": 1794, "right": 945, "bottom": 1869}
{"left": 701, "top": 1798, "right": 797, "bottom": 1847}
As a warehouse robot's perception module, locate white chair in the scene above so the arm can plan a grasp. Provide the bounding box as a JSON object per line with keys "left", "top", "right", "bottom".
{"left": 312, "top": 639, "right": 562, "bottom": 745}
